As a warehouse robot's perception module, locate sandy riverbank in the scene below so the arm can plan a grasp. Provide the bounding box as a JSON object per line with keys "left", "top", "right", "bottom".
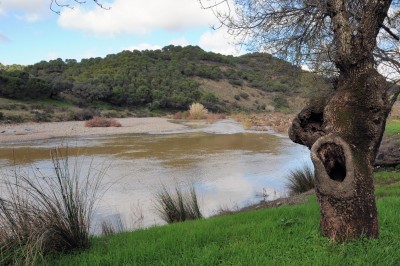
{"left": 0, "top": 117, "right": 188, "bottom": 143}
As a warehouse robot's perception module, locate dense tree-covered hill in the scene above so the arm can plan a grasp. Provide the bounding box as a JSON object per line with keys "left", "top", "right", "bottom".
{"left": 0, "top": 45, "right": 329, "bottom": 115}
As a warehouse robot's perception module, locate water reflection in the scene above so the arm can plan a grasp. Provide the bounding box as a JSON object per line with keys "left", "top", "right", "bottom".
{"left": 0, "top": 119, "right": 311, "bottom": 229}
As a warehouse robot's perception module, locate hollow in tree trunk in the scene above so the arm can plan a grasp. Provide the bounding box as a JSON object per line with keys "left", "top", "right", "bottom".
{"left": 290, "top": 66, "right": 394, "bottom": 240}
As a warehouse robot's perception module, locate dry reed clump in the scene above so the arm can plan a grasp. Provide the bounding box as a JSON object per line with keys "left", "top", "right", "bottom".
{"left": 285, "top": 164, "right": 315, "bottom": 196}
{"left": 100, "top": 215, "right": 126, "bottom": 237}
{"left": 189, "top": 103, "right": 208, "bottom": 119}
{"left": 206, "top": 113, "right": 226, "bottom": 124}
{"left": 84, "top": 117, "right": 122, "bottom": 127}
{"left": 172, "top": 105, "right": 225, "bottom": 123}
{"left": 172, "top": 111, "right": 190, "bottom": 120}
{"left": 0, "top": 149, "right": 107, "bottom": 265}
{"left": 154, "top": 184, "right": 202, "bottom": 224}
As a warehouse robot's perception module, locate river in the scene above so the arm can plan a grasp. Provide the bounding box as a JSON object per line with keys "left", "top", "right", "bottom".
{"left": 0, "top": 119, "right": 311, "bottom": 231}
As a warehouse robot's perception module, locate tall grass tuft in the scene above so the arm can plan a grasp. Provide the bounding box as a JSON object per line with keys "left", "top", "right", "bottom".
{"left": 154, "top": 184, "right": 202, "bottom": 224}
{"left": 100, "top": 215, "right": 126, "bottom": 237}
{"left": 189, "top": 103, "right": 208, "bottom": 119}
{"left": 286, "top": 165, "right": 315, "bottom": 196}
{"left": 0, "top": 148, "right": 107, "bottom": 265}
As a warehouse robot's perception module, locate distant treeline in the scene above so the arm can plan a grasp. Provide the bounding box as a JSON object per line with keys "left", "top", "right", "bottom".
{"left": 0, "top": 45, "right": 323, "bottom": 111}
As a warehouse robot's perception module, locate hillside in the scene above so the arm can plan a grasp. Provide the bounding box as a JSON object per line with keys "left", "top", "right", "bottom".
{"left": 0, "top": 45, "right": 330, "bottom": 122}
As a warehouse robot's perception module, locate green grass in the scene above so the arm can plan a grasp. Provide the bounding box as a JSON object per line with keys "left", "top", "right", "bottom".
{"left": 374, "top": 169, "right": 400, "bottom": 186}
{"left": 46, "top": 171, "right": 400, "bottom": 265}
{"left": 92, "top": 100, "right": 114, "bottom": 110}
{"left": 35, "top": 98, "right": 75, "bottom": 108}
{"left": 385, "top": 119, "right": 400, "bottom": 135}
{"left": 0, "top": 97, "right": 73, "bottom": 108}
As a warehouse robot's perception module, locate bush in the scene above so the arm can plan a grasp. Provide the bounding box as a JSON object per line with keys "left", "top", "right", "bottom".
{"left": 154, "top": 184, "right": 202, "bottom": 224}
{"left": 172, "top": 111, "right": 189, "bottom": 120}
{"left": 31, "top": 109, "right": 52, "bottom": 122}
{"left": 239, "top": 92, "right": 250, "bottom": 100}
{"left": 272, "top": 95, "right": 289, "bottom": 110}
{"left": 85, "top": 117, "right": 122, "bottom": 127}
{"left": 188, "top": 103, "right": 208, "bottom": 119}
{"left": 72, "top": 108, "right": 97, "bottom": 121}
{"left": 0, "top": 149, "right": 106, "bottom": 265}
{"left": 285, "top": 165, "right": 315, "bottom": 196}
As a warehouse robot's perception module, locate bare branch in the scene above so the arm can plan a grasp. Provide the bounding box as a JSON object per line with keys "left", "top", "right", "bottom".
{"left": 200, "top": 0, "right": 400, "bottom": 75}
{"left": 50, "top": 0, "right": 110, "bottom": 14}
{"left": 380, "top": 24, "right": 400, "bottom": 41}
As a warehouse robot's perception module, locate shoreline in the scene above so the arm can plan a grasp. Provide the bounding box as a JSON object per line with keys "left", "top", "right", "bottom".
{"left": 0, "top": 117, "right": 188, "bottom": 144}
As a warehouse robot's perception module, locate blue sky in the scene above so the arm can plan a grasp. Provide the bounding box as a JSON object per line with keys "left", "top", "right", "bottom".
{"left": 0, "top": 0, "right": 241, "bottom": 65}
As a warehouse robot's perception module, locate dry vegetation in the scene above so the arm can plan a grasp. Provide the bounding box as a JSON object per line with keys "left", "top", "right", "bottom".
{"left": 0, "top": 149, "right": 107, "bottom": 265}
{"left": 171, "top": 103, "right": 226, "bottom": 122}
{"left": 188, "top": 103, "right": 208, "bottom": 119}
{"left": 154, "top": 184, "right": 202, "bottom": 224}
{"left": 84, "top": 117, "right": 122, "bottom": 127}
{"left": 232, "top": 113, "right": 294, "bottom": 133}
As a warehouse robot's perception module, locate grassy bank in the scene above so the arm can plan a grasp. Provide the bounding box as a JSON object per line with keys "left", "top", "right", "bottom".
{"left": 386, "top": 119, "right": 400, "bottom": 140}
{"left": 0, "top": 97, "right": 162, "bottom": 123}
{"left": 46, "top": 170, "right": 400, "bottom": 265}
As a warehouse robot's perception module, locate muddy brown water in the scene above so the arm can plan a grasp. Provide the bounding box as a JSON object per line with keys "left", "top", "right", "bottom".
{"left": 0, "top": 119, "right": 310, "bottom": 230}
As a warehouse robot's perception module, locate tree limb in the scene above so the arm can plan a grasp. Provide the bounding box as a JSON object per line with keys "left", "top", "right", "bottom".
{"left": 50, "top": 0, "right": 110, "bottom": 14}
{"left": 380, "top": 24, "right": 400, "bottom": 41}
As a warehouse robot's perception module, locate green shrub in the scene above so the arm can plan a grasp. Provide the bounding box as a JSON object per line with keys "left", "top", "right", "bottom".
{"left": 201, "top": 92, "right": 217, "bottom": 103}
{"left": 4, "top": 114, "right": 25, "bottom": 123}
{"left": 154, "top": 184, "right": 202, "bottom": 224}
{"left": 272, "top": 95, "right": 289, "bottom": 110}
{"left": 286, "top": 165, "right": 315, "bottom": 195}
{"left": 72, "top": 108, "right": 97, "bottom": 121}
{"left": 239, "top": 92, "right": 250, "bottom": 100}
{"left": 31, "top": 109, "right": 52, "bottom": 122}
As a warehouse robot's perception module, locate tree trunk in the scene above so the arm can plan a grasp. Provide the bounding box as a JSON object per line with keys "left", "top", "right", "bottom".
{"left": 290, "top": 66, "right": 391, "bottom": 240}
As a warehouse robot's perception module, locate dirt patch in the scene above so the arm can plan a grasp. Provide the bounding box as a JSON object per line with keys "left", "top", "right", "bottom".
{"left": 375, "top": 136, "right": 400, "bottom": 167}
{"left": 240, "top": 190, "right": 315, "bottom": 212}
{"left": 0, "top": 117, "right": 187, "bottom": 143}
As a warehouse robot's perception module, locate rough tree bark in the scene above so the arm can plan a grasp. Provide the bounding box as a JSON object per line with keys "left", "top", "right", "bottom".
{"left": 290, "top": 65, "right": 395, "bottom": 240}
{"left": 289, "top": 0, "right": 395, "bottom": 240}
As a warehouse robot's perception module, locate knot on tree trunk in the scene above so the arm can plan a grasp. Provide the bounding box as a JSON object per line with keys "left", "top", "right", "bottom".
{"left": 289, "top": 101, "right": 327, "bottom": 149}
{"left": 311, "top": 134, "right": 355, "bottom": 199}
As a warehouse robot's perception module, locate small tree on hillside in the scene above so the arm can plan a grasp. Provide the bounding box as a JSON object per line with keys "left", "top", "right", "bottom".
{"left": 202, "top": 0, "right": 400, "bottom": 241}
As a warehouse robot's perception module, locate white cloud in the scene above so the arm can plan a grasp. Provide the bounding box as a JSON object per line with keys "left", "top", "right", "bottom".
{"left": 125, "top": 43, "right": 162, "bottom": 51}
{"left": 0, "top": 0, "right": 48, "bottom": 21}
{"left": 47, "top": 51, "right": 58, "bottom": 61}
{"left": 16, "top": 13, "right": 41, "bottom": 22}
{"left": 123, "top": 38, "right": 189, "bottom": 53}
{"left": 58, "top": 0, "right": 218, "bottom": 36}
{"left": 83, "top": 49, "right": 97, "bottom": 59}
{"left": 198, "top": 28, "right": 241, "bottom": 55}
{"left": 170, "top": 37, "right": 189, "bottom": 46}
